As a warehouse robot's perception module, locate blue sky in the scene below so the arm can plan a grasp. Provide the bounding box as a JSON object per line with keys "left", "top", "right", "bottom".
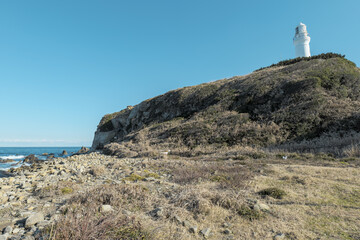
{"left": 0, "top": 0, "right": 359, "bottom": 147}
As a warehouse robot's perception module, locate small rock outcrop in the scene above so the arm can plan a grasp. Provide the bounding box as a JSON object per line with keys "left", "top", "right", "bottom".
{"left": 25, "top": 212, "right": 44, "bottom": 228}
{"left": 61, "top": 150, "right": 68, "bottom": 156}
{"left": 76, "top": 147, "right": 89, "bottom": 154}
{"left": 23, "top": 155, "right": 40, "bottom": 164}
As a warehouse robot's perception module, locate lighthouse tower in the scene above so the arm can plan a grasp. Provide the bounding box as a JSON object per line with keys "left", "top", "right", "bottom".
{"left": 293, "top": 23, "right": 311, "bottom": 58}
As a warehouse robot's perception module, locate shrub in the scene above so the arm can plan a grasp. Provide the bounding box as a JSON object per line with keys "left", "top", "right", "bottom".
{"left": 258, "top": 187, "right": 286, "bottom": 199}
{"left": 237, "top": 204, "right": 263, "bottom": 221}
{"left": 61, "top": 187, "right": 73, "bottom": 194}
{"left": 88, "top": 166, "right": 106, "bottom": 177}
{"left": 343, "top": 144, "right": 360, "bottom": 157}
{"left": 124, "top": 174, "right": 145, "bottom": 182}
{"left": 144, "top": 171, "right": 160, "bottom": 179}
{"left": 42, "top": 208, "right": 150, "bottom": 240}
{"left": 255, "top": 53, "right": 347, "bottom": 72}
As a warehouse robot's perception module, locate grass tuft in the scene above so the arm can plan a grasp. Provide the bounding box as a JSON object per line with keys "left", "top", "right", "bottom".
{"left": 258, "top": 187, "right": 287, "bottom": 199}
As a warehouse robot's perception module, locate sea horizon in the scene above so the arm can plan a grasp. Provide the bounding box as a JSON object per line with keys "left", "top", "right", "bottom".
{"left": 0, "top": 146, "right": 87, "bottom": 170}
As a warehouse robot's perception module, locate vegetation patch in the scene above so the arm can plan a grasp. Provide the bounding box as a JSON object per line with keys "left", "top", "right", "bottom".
{"left": 42, "top": 203, "right": 151, "bottom": 240}
{"left": 255, "top": 52, "right": 348, "bottom": 71}
{"left": 170, "top": 161, "right": 256, "bottom": 190}
{"left": 61, "top": 187, "right": 73, "bottom": 195}
{"left": 236, "top": 204, "right": 263, "bottom": 221}
{"left": 143, "top": 171, "right": 160, "bottom": 179}
{"left": 124, "top": 174, "right": 145, "bottom": 182}
{"left": 258, "top": 187, "right": 287, "bottom": 199}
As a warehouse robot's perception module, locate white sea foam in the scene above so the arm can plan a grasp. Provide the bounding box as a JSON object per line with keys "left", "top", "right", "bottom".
{"left": 0, "top": 155, "right": 25, "bottom": 160}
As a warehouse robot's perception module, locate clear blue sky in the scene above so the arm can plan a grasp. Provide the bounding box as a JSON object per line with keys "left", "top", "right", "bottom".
{"left": 0, "top": 0, "right": 359, "bottom": 147}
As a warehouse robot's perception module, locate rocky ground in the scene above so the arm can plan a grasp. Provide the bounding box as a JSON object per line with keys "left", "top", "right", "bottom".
{"left": 0, "top": 152, "right": 359, "bottom": 239}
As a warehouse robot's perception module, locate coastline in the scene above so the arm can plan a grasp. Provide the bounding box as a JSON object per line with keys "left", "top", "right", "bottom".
{"left": 0, "top": 152, "right": 359, "bottom": 239}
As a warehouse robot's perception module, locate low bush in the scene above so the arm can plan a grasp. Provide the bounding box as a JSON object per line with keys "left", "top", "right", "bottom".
{"left": 258, "top": 187, "right": 286, "bottom": 199}
{"left": 42, "top": 207, "right": 150, "bottom": 240}
{"left": 255, "top": 53, "right": 347, "bottom": 72}
{"left": 61, "top": 187, "right": 73, "bottom": 194}
{"left": 124, "top": 174, "right": 145, "bottom": 182}
{"left": 237, "top": 204, "right": 263, "bottom": 221}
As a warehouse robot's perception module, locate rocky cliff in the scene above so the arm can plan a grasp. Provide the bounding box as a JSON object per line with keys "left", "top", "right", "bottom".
{"left": 92, "top": 53, "right": 360, "bottom": 156}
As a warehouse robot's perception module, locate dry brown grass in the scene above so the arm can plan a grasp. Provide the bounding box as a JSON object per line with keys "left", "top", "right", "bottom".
{"left": 88, "top": 165, "right": 107, "bottom": 177}
{"left": 343, "top": 143, "right": 360, "bottom": 157}
{"left": 38, "top": 151, "right": 360, "bottom": 239}
{"left": 44, "top": 211, "right": 149, "bottom": 240}
{"left": 252, "top": 163, "right": 360, "bottom": 239}
{"left": 41, "top": 185, "right": 151, "bottom": 240}
{"left": 34, "top": 180, "right": 78, "bottom": 198}
{"left": 169, "top": 160, "right": 256, "bottom": 190}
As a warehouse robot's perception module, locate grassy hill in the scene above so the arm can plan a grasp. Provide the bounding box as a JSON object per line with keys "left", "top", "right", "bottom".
{"left": 13, "top": 53, "right": 359, "bottom": 240}
{"left": 92, "top": 53, "right": 360, "bottom": 157}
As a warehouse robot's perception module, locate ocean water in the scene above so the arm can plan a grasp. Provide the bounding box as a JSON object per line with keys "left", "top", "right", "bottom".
{"left": 0, "top": 147, "right": 83, "bottom": 170}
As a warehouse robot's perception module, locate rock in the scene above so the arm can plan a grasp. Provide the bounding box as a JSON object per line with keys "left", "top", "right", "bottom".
{"left": 22, "top": 236, "right": 35, "bottom": 240}
{"left": 149, "top": 207, "right": 163, "bottom": 218}
{"left": 0, "top": 194, "right": 8, "bottom": 204}
{"left": 274, "top": 233, "right": 285, "bottom": 240}
{"left": 76, "top": 147, "right": 89, "bottom": 154}
{"left": 100, "top": 205, "right": 114, "bottom": 213}
{"left": 200, "top": 228, "right": 211, "bottom": 238}
{"left": 0, "top": 159, "right": 15, "bottom": 163}
{"left": 223, "top": 229, "right": 232, "bottom": 235}
{"left": 182, "top": 220, "right": 191, "bottom": 228}
{"left": 23, "top": 155, "right": 39, "bottom": 164}
{"left": 0, "top": 234, "right": 9, "bottom": 240}
{"left": 0, "top": 186, "right": 11, "bottom": 190}
{"left": 61, "top": 150, "right": 68, "bottom": 156}
{"left": 2, "top": 226, "right": 12, "bottom": 234}
{"left": 254, "top": 203, "right": 270, "bottom": 212}
{"left": 172, "top": 215, "right": 182, "bottom": 224}
{"left": 25, "top": 212, "right": 44, "bottom": 228}
{"left": 189, "top": 226, "right": 198, "bottom": 234}
{"left": 36, "top": 220, "right": 50, "bottom": 229}
{"left": 222, "top": 222, "right": 231, "bottom": 228}
{"left": 42, "top": 153, "right": 49, "bottom": 156}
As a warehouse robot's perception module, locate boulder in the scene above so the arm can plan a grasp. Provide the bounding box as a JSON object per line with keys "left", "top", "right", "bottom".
{"left": 274, "top": 233, "right": 285, "bottom": 240}
{"left": 76, "top": 147, "right": 89, "bottom": 155}
{"left": 3, "top": 226, "right": 12, "bottom": 234}
{"left": 0, "top": 234, "right": 9, "bottom": 240}
{"left": 200, "top": 228, "right": 211, "bottom": 238}
{"left": 223, "top": 229, "right": 232, "bottom": 235}
{"left": 61, "top": 150, "right": 68, "bottom": 156}
{"left": 0, "top": 193, "right": 8, "bottom": 204}
{"left": 189, "top": 226, "right": 198, "bottom": 234}
{"left": 149, "top": 207, "right": 163, "bottom": 218}
{"left": 0, "top": 159, "right": 14, "bottom": 163}
{"left": 100, "top": 205, "right": 114, "bottom": 213}
{"left": 253, "top": 203, "right": 270, "bottom": 212}
{"left": 23, "top": 154, "right": 40, "bottom": 164}
{"left": 25, "top": 212, "right": 44, "bottom": 228}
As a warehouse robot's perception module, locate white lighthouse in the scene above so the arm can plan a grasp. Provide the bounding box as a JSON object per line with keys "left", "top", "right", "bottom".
{"left": 293, "top": 23, "right": 311, "bottom": 58}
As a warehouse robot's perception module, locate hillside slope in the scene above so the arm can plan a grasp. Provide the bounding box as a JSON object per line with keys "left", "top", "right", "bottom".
{"left": 92, "top": 54, "right": 360, "bottom": 157}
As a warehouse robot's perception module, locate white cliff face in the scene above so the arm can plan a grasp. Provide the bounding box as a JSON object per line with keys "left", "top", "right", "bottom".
{"left": 293, "top": 23, "right": 311, "bottom": 58}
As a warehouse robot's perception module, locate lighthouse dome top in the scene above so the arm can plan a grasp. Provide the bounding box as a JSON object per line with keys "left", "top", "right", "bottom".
{"left": 295, "top": 23, "right": 308, "bottom": 34}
